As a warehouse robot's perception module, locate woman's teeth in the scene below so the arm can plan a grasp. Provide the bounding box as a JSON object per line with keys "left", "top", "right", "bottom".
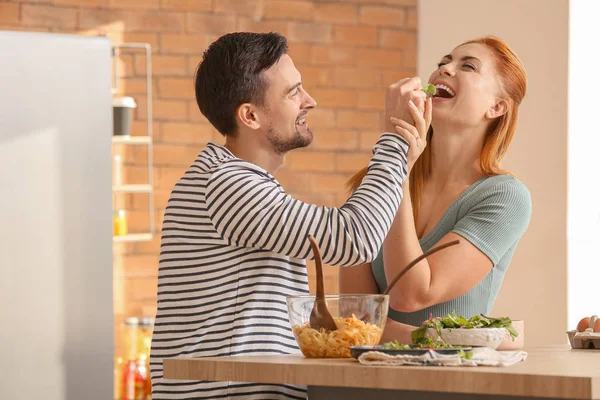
{"left": 434, "top": 84, "right": 456, "bottom": 97}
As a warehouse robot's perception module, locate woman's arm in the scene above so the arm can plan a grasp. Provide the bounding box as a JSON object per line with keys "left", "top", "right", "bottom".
{"left": 383, "top": 181, "right": 493, "bottom": 312}
{"left": 338, "top": 262, "right": 419, "bottom": 344}
{"left": 339, "top": 263, "right": 379, "bottom": 294}
{"left": 383, "top": 177, "right": 532, "bottom": 313}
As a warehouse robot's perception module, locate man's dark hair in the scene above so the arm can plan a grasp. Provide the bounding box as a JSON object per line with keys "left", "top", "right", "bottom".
{"left": 194, "top": 32, "right": 288, "bottom": 136}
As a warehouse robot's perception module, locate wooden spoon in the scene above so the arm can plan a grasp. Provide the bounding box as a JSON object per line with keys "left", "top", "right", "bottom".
{"left": 307, "top": 234, "right": 337, "bottom": 332}
{"left": 383, "top": 239, "right": 460, "bottom": 295}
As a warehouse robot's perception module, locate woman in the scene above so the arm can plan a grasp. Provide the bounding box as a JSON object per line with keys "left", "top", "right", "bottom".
{"left": 341, "top": 36, "right": 532, "bottom": 343}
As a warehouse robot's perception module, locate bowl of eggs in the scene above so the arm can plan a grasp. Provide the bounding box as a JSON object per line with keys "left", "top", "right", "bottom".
{"left": 567, "top": 315, "right": 600, "bottom": 349}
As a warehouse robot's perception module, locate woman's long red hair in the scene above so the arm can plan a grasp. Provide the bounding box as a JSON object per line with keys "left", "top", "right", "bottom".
{"left": 347, "top": 36, "right": 527, "bottom": 223}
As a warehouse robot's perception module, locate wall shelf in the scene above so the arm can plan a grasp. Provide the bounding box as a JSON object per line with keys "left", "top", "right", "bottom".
{"left": 113, "top": 233, "right": 153, "bottom": 243}
{"left": 112, "top": 136, "right": 151, "bottom": 145}
{"left": 111, "top": 42, "right": 154, "bottom": 243}
{"left": 113, "top": 184, "right": 152, "bottom": 193}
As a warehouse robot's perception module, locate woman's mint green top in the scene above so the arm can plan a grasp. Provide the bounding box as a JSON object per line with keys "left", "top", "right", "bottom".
{"left": 372, "top": 174, "right": 532, "bottom": 326}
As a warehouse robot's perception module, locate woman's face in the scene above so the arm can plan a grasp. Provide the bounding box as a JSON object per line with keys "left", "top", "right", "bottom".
{"left": 427, "top": 43, "right": 506, "bottom": 129}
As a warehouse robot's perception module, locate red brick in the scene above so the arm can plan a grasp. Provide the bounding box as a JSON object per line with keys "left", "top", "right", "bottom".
{"left": 133, "top": 235, "right": 162, "bottom": 254}
{"left": 160, "top": 122, "right": 216, "bottom": 144}
{"left": 186, "top": 13, "right": 235, "bottom": 35}
{"left": 0, "top": 3, "right": 20, "bottom": 25}
{"left": 79, "top": 9, "right": 184, "bottom": 32}
{"left": 359, "top": 6, "right": 405, "bottom": 28}
{"left": 284, "top": 150, "right": 336, "bottom": 172}
{"left": 381, "top": 68, "right": 417, "bottom": 86}
{"left": 379, "top": 29, "right": 416, "bottom": 49}
{"left": 314, "top": 3, "right": 358, "bottom": 24}
{"left": 161, "top": 0, "right": 212, "bottom": 12}
{"left": 135, "top": 98, "right": 188, "bottom": 121}
{"left": 214, "top": 0, "right": 264, "bottom": 18}
{"left": 136, "top": 54, "right": 187, "bottom": 76}
{"left": 237, "top": 16, "right": 288, "bottom": 35}
{"left": 336, "top": 152, "right": 372, "bottom": 173}
{"left": 115, "top": 53, "right": 135, "bottom": 78}
{"left": 108, "top": 0, "right": 159, "bottom": 10}
{"left": 333, "top": 67, "right": 381, "bottom": 89}
{"left": 356, "top": 48, "right": 403, "bottom": 68}
{"left": 125, "top": 276, "right": 158, "bottom": 300}
{"left": 310, "top": 45, "right": 355, "bottom": 66}
{"left": 359, "top": 131, "right": 382, "bottom": 150}
{"left": 158, "top": 77, "right": 195, "bottom": 99}
{"left": 287, "top": 22, "right": 331, "bottom": 44}
{"left": 273, "top": 169, "right": 312, "bottom": 192}
{"left": 358, "top": 89, "right": 384, "bottom": 110}
{"left": 406, "top": 7, "right": 417, "bottom": 29}
{"left": 309, "top": 88, "right": 358, "bottom": 109}
{"left": 189, "top": 101, "right": 211, "bottom": 123}
{"left": 306, "top": 108, "right": 336, "bottom": 128}
{"left": 160, "top": 33, "right": 213, "bottom": 54}
{"left": 153, "top": 99, "right": 188, "bottom": 121}
{"left": 122, "top": 255, "right": 160, "bottom": 277}
{"left": 403, "top": 49, "right": 417, "bottom": 68}
{"left": 116, "top": 77, "right": 159, "bottom": 96}
{"left": 337, "top": 110, "right": 380, "bottom": 130}
{"left": 53, "top": 0, "right": 106, "bottom": 7}
{"left": 263, "top": 0, "right": 313, "bottom": 21}
{"left": 312, "top": 131, "right": 359, "bottom": 151}
{"left": 157, "top": 166, "right": 188, "bottom": 189}
{"left": 295, "top": 65, "right": 332, "bottom": 88}
{"left": 287, "top": 43, "right": 311, "bottom": 63}
{"left": 22, "top": 4, "right": 77, "bottom": 28}
{"left": 356, "top": 0, "right": 416, "bottom": 5}
{"left": 153, "top": 143, "right": 202, "bottom": 165}
{"left": 121, "top": 32, "right": 160, "bottom": 50}
{"left": 311, "top": 173, "right": 353, "bottom": 193}
{"left": 0, "top": 25, "right": 49, "bottom": 32}
{"left": 332, "top": 25, "right": 377, "bottom": 47}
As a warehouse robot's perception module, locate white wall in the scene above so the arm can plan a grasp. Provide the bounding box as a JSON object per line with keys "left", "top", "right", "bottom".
{"left": 567, "top": 0, "right": 600, "bottom": 331}
{"left": 418, "top": 0, "right": 569, "bottom": 345}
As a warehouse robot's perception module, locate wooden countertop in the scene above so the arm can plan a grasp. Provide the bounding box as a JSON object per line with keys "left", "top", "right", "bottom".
{"left": 163, "top": 345, "right": 600, "bottom": 399}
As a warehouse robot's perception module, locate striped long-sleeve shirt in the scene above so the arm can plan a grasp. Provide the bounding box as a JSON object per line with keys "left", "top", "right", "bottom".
{"left": 150, "top": 133, "right": 408, "bottom": 400}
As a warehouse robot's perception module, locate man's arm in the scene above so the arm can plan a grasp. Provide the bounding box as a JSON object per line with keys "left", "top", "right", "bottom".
{"left": 205, "top": 133, "right": 408, "bottom": 266}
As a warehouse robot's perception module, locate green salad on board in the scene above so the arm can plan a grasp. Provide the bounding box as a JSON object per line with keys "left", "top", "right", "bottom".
{"left": 411, "top": 311, "right": 519, "bottom": 345}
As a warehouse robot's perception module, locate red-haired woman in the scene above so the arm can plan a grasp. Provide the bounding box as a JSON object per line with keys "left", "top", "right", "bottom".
{"left": 341, "top": 36, "right": 532, "bottom": 343}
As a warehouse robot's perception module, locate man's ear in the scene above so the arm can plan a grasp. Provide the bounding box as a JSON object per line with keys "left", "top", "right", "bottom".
{"left": 486, "top": 98, "right": 509, "bottom": 119}
{"left": 237, "top": 103, "right": 261, "bottom": 131}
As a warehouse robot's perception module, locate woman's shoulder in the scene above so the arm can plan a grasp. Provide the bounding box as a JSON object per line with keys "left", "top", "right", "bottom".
{"left": 471, "top": 174, "right": 531, "bottom": 205}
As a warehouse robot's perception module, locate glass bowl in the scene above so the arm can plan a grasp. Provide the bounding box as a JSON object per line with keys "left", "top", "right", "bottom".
{"left": 286, "top": 294, "right": 389, "bottom": 358}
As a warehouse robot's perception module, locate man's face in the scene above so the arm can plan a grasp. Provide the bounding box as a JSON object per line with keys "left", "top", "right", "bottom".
{"left": 258, "top": 54, "right": 317, "bottom": 155}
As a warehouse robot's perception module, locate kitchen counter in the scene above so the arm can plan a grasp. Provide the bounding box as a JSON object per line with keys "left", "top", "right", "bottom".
{"left": 163, "top": 345, "right": 600, "bottom": 399}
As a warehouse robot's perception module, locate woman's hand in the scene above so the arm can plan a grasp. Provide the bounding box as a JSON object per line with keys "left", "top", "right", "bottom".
{"left": 390, "top": 96, "right": 432, "bottom": 172}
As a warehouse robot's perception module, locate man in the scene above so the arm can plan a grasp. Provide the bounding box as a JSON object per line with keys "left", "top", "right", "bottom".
{"left": 150, "top": 32, "right": 427, "bottom": 399}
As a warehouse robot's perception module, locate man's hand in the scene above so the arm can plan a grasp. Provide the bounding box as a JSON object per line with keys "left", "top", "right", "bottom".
{"left": 384, "top": 77, "right": 427, "bottom": 134}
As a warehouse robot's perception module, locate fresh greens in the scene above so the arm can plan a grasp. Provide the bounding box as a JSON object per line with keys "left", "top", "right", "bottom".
{"left": 411, "top": 311, "right": 519, "bottom": 345}
{"left": 422, "top": 83, "right": 437, "bottom": 97}
{"left": 381, "top": 338, "right": 473, "bottom": 360}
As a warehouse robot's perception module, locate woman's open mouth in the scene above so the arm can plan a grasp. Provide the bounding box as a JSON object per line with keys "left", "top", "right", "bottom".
{"left": 433, "top": 83, "right": 456, "bottom": 101}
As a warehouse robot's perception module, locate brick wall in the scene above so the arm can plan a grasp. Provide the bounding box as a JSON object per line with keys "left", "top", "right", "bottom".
{"left": 1, "top": 0, "right": 417, "bottom": 353}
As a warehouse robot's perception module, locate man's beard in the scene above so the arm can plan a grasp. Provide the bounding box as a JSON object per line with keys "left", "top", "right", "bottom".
{"left": 266, "top": 124, "right": 313, "bottom": 155}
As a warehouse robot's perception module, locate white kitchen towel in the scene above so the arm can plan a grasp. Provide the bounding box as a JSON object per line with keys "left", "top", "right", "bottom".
{"left": 357, "top": 347, "right": 527, "bottom": 367}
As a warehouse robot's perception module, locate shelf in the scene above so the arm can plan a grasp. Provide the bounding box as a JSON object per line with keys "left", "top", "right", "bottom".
{"left": 113, "top": 233, "right": 153, "bottom": 243}
{"left": 111, "top": 136, "right": 151, "bottom": 145}
{"left": 112, "top": 184, "right": 152, "bottom": 193}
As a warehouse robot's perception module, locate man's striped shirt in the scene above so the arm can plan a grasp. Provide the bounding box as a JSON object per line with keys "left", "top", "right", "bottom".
{"left": 150, "top": 133, "right": 408, "bottom": 399}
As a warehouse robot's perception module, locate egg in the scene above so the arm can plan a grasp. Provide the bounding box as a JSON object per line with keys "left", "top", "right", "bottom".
{"left": 577, "top": 317, "right": 591, "bottom": 332}
{"left": 594, "top": 319, "right": 600, "bottom": 333}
